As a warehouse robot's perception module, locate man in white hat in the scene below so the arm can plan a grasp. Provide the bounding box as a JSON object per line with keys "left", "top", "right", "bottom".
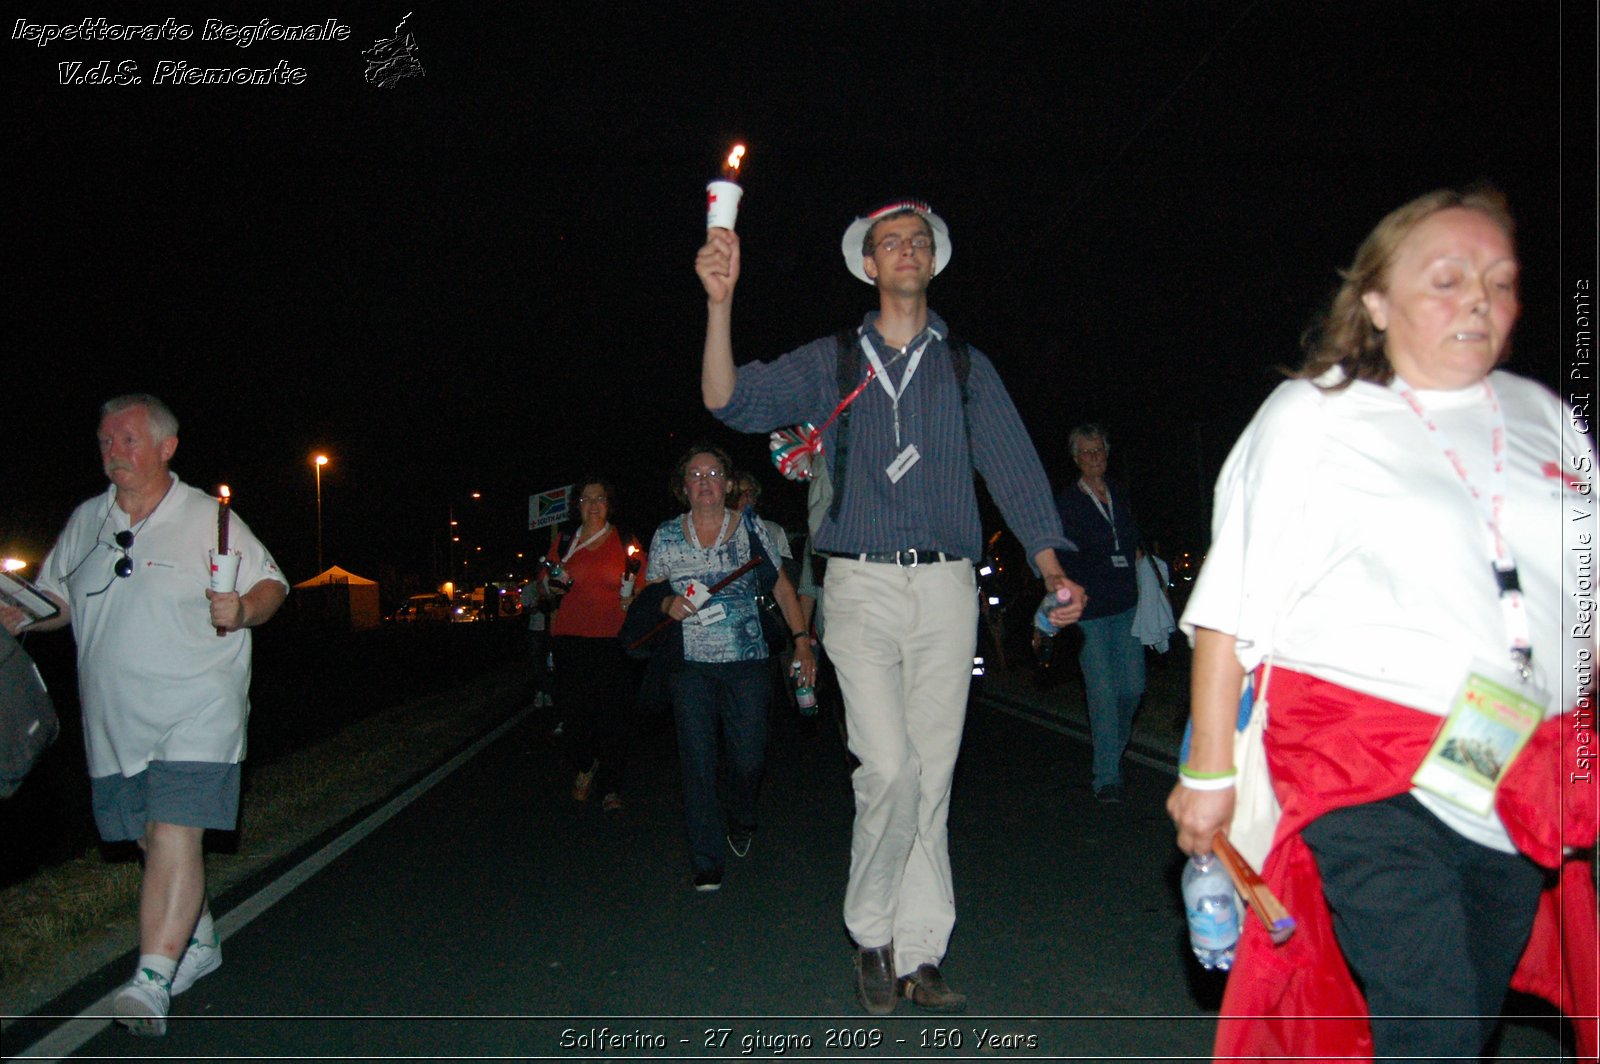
{"left": 696, "top": 201, "right": 1084, "bottom": 1014}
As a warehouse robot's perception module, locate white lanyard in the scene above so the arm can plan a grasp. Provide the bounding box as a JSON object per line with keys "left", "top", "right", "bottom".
{"left": 1078, "top": 479, "right": 1120, "bottom": 553}
{"left": 1394, "top": 379, "right": 1532, "bottom": 677}
{"left": 860, "top": 333, "right": 932, "bottom": 448}
{"left": 684, "top": 509, "right": 732, "bottom": 552}
{"left": 562, "top": 522, "right": 610, "bottom": 562}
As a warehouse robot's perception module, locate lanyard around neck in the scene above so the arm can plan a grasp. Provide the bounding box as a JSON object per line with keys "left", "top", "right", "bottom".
{"left": 1393, "top": 378, "right": 1531, "bottom": 677}
{"left": 1078, "top": 479, "right": 1119, "bottom": 552}
{"left": 563, "top": 523, "right": 610, "bottom": 561}
{"left": 860, "top": 332, "right": 933, "bottom": 448}
{"left": 685, "top": 509, "right": 731, "bottom": 552}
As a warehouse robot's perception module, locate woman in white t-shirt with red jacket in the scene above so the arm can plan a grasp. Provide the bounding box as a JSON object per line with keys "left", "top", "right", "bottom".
{"left": 1168, "top": 186, "right": 1597, "bottom": 1063}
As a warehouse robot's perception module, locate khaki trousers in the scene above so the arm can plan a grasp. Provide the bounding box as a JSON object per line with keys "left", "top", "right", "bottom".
{"left": 821, "top": 557, "right": 977, "bottom": 973}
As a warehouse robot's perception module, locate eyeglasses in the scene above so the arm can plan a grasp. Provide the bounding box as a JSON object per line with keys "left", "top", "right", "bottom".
{"left": 685, "top": 469, "right": 726, "bottom": 481}
{"left": 875, "top": 233, "right": 932, "bottom": 254}
{"left": 1076, "top": 447, "right": 1107, "bottom": 458}
{"left": 578, "top": 495, "right": 608, "bottom": 505}
{"left": 86, "top": 529, "right": 136, "bottom": 597}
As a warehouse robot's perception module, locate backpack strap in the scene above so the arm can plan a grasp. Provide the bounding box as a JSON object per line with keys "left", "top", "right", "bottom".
{"left": 828, "top": 329, "right": 860, "bottom": 521}
{"left": 949, "top": 335, "right": 973, "bottom": 462}
{"left": 827, "top": 328, "right": 972, "bottom": 523}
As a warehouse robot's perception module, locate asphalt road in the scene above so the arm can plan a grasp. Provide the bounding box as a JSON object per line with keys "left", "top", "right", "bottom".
{"left": 8, "top": 665, "right": 1570, "bottom": 1061}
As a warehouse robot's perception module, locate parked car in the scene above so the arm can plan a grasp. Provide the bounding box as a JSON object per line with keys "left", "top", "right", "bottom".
{"left": 395, "top": 593, "right": 451, "bottom": 623}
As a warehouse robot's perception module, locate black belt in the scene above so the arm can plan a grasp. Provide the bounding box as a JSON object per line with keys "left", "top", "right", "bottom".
{"left": 821, "top": 548, "right": 967, "bottom": 567}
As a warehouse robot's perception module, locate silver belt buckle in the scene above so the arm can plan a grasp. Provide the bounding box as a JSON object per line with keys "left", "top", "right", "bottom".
{"left": 898, "top": 548, "right": 920, "bottom": 567}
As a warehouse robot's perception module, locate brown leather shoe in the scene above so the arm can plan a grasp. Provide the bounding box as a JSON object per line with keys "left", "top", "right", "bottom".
{"left": 855, "top": 944, "right": 896, "bottom": 1015}
{"left": 897, "top": 963, "right": 967, "bottom": 1012}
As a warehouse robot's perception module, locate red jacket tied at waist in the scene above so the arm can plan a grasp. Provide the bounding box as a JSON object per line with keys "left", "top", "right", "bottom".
{"left": 1214, "top": 667, "right": 1598, "bottom": 1064}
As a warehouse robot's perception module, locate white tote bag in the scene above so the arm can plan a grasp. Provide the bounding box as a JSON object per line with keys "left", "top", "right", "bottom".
{"left": 1228, "top": 659, "right": 1281, "bottom": 871}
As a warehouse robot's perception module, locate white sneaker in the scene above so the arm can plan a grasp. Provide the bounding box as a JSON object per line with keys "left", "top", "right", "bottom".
{"left": 171, "top": 934, "right": 222, "bottom": 996}
{"left": 113, "top": 976, "right": 170, "bottom": 1037}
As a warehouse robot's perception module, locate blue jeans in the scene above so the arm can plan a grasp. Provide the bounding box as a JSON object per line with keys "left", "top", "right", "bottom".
{"left": 1078, "top": 608, "right": 1145, "bottom": 789}
{"left": 670, "top": 659, "right": 770, "bottom": 874}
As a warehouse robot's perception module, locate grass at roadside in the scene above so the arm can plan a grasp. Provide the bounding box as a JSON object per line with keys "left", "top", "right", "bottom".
{"left": 0, "top": 664, "right": 531, "bottom": 1020}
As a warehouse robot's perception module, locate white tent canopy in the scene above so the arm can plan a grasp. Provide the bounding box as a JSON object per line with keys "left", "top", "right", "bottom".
{"left": 293, "top": 566, "right": 381, "bottom": 630}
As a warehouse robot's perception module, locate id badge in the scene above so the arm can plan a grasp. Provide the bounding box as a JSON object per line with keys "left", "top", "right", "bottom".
{"left": 1411, "top": 659, "right": 1550, "bottom": 816}
{"left": 688, "top": 602, "right": 727, "bottom": 627}
{"left": 1110, "top": 554, "right": 1130, "bottom": 568}
{"left": 886, "top": 444, "right": 920, "bottom": 484}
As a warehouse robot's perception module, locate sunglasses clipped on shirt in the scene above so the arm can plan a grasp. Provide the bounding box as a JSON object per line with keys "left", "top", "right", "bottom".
{"left": 86, "top": 529, "right": 136, "bottom": 597}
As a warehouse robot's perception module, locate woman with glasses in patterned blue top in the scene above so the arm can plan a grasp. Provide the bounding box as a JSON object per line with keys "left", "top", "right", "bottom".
{"left": 645, "top": 443, "right": 812, "bottom": 892}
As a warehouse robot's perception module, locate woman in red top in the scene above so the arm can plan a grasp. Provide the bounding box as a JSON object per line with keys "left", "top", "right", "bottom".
{"left": 544, "top": 478, "right": 646, "bottom": 811}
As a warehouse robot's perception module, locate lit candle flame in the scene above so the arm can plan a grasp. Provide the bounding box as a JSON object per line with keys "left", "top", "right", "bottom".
{"left": 627, "top": 544, "right": 639, "bottom": 557}
{"left": 220, "top": 485, "right": 231, "bottom": 501}
{"left": 721, "top": 143, "right": 746, "bottom": 181}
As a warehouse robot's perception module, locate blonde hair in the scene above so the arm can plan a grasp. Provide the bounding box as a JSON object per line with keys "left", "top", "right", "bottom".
{"left": 1298, "top": 185, "right": 1516, "bottom": 389}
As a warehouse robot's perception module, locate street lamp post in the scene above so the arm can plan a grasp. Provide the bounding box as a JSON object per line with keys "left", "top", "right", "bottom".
{"left": 447, "top": 492, "right": 482, "bottom": 598}
{"left": 312, "top": 453, "right": 329, "bottom": 574}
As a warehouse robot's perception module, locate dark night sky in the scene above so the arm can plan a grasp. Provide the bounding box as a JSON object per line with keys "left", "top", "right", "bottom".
{"left": 6, "top": 2, "right": 1595, "bottom": 596}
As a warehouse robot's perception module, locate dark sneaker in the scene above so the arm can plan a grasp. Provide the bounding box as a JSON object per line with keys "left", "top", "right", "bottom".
{"left": 692, "top": 869, "right": 723, "bottom": 893}
{"left": 855, "top": 944, "right": 896, "bottom": 1015}
{"left": 726, "top": 829, "right": 752, "bottom": 858}
{"left": 897, "top": 963, "right": 967, "bottom": 1012}
{"left": 1094, "top": 783, "right": 1124, "bottom": 804}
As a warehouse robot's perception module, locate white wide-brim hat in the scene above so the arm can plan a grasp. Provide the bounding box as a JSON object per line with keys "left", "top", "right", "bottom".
{"left": 841, "top": 199, "right": 952, "bottom": 285}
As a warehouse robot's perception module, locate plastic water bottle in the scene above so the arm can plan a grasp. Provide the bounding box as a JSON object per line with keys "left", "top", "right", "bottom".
{"left": 1182, "top": 854, "right": 1240, "bottom": 970}
{"left": 791, "top": 659, "right": 817, "bottom": 716}
{"left": 1033, "top": 586, "right": 1074, "bottom": 634}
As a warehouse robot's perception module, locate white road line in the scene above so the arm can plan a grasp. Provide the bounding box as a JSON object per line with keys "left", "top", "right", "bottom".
{"left": 13, "top": 707, "right": 532, "bottom": 1062}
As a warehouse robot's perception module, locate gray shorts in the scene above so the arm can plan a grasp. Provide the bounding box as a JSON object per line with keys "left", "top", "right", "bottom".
{"left": 91, "top": 761, "right": 242, "bottom": 842}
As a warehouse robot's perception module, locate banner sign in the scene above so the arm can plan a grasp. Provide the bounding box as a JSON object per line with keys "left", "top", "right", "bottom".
{"left": 529, "top": 485, "right": 571, "bottom": 530}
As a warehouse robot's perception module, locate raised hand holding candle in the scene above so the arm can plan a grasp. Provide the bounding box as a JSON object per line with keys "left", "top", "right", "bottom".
{"left": 705, "top": 142, "right": 746, "bottom": 231}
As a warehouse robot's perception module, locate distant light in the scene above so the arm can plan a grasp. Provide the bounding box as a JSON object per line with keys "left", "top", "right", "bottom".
{"left": 977, "top": 564, "right": 993, "bottom": 577}
{"left": 470, "top": 492, "right": 482, "bottom": 499}
{"left": 987, "top": 595, "right": 1000, "bottom": 606}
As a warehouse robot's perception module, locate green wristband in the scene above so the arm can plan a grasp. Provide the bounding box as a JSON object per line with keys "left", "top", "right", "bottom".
{"left": 1179, "top": 764, "right": 1237, "bottom": 780}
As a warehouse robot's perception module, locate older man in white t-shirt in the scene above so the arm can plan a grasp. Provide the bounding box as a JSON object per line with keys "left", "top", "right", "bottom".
{"left": 2, "top": 394, "right": 288, "bottom": 1038}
